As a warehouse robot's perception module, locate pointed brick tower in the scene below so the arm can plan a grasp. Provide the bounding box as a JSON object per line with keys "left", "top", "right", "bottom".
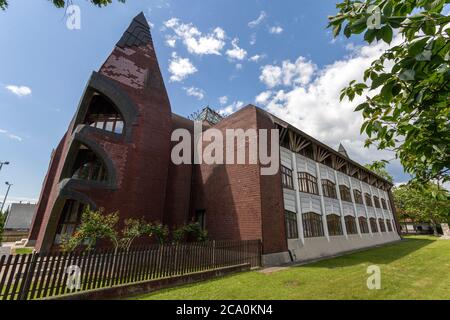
{"left": 30, "top": 13, "right": 173, "bottom": 253}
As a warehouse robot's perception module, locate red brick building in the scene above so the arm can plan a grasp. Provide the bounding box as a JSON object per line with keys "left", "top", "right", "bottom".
{"left": 28, "top": 13, "right": 401, "bottom": 265}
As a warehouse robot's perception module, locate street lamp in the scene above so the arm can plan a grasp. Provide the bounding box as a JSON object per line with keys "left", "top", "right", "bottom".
{"left": 0, "top": 181, "right": 13, "bottom": 214}
{"left": 0, "top": 161, "right": 10, "bottom": 173}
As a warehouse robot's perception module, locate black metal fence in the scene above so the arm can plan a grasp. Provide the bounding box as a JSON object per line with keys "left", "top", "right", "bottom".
{"left": 0, "top": 240, "right": 261, "bottom": 300}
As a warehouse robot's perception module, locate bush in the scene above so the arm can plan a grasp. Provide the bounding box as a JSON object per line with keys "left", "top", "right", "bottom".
{"left": 173, "top": 223, "right": 208, "bottom": 243}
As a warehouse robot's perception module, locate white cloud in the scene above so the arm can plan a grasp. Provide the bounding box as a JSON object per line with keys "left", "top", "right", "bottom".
{"left": 219, "top": 96, "right": 228, "bottom": 105}
{"left": 269, "top": 26, "right": 283, "bottom": 34}
{"left": 165, "top": 37, "right": 176, "bottom": 48}
{"left": 258, "top": 36, "right": 403, "bottom": 165}
{"left": 255, "top": 91, "right": 273, "bottom": 105}
{"left": 5, "top": 85, "right": 31, "bottom": 97}
{"left": 219, "top": 101, "right": 245, "bottom": 116}
{"left": 183, "top": 87, "right": 205, "bottom": 100}
{"left": 249, "top": 54, "right": 265, "bottom": 63}
{"left": 259, "top": 57, "right": 317, "bottom": 88}
{"left": 168, "top": 52, "right": 198, "bottom": 82}
{"left": 164, "top": 18, "right": 226, "bottom": 55}
{"left": 235, "top": 63, "right": 243, "bottom": 70}
{"left": 250, "top": 33, "right": 257, "bottom": 45}
{"left": 226, "top": 38, "right": 247, "bottom": 61}
{"left": 248, "top": 11, "right": 267, "bottom": 28}
{"left": 0, "top": 128, "right": 23, "bottom": 142}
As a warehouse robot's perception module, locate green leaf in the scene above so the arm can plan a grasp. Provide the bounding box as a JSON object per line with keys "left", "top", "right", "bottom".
{"left": 333, "top": 23, "right": 342, "bottom": 37}
{"left": 422, "top": 20, "right": 435, "bottom": 36}
{"left": 371, "top": 73, "right": 392, "bottom": 89}
{"left": 364, "top": 29, "right": 377, "bottom": 44}
{"left": 380, "top": 25, "right": 393, "bottom": 43}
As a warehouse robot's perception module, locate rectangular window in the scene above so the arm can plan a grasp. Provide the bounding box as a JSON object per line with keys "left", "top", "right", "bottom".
{"left": 327, "top": 214, "right": 343, "bottom": 236}
{"left": 353, "top": 189, "right": 363, "bottom": 204}
{"left": 298, "top": 172, "right": 319, "bottom": 195}
{"left": 386, "top": 219, "right": 393, "bottom": 232}
{"left": 370, "top": 217, "right": 378, "bottom": 233}
{"left": 379, "top": 218, "right": 386, "bottom": 232}
{"left": 359, "top": 217, "right": 370, "bottom": 234}
{"left": 281, "top": 166, "right": 294, "bottom": 189}
{"left": 373, "top": 196, "right": 381, "bottom": 208}
{"left": 285, "top": 211, "right": 298, "bottom": 239}
{"left": 364, "top": 193, "right": 373, "bottom": 207}
{"left": 381, "top": 198, "right": 387, "bottom": 210}
{"left": 339, "top": 185, "right": 352, "bottom": 202}
{"left": 302, "top": 212, "right": 325, "bottom": 238}
{"left": 322, "top": 180, "right": 337, "bottom": 199}
{"left": 345, "top": 215, "right": 358, "bottom": 235}
{"left": 195, "top": 210, "right": 206, "bottom": 230}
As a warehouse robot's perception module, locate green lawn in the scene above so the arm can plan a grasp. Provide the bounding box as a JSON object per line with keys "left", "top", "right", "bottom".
{"left": 135, "top": 236, "right": 450, "bottom": 300}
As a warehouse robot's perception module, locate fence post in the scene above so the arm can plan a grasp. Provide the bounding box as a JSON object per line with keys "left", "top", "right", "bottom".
{"left": 18, "top": 252, "right": 38, "bottom": 301}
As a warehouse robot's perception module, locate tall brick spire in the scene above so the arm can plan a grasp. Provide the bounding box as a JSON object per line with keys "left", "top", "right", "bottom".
{"left": 116, "top": 12, "right": 153, "bottom": 48}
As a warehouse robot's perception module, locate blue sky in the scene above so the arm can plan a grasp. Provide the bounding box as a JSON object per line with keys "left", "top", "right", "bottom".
{"left": 0, "top": 0, "right": 411, "bottom": 205}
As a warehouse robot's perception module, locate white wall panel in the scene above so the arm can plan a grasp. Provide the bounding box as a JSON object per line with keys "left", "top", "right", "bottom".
{"left": 283, "top": 189, "right": 297, "bottom": 213}
{"left": 337, "top": 172, "right": 350, "bottom": 187}
{"left": 280, "top": 147, "right": 292, "bottom": 169}
{"left": 296, "top": 154, "right": 316, "bottom": 176}
{"left": 300, "top": 194, "right": 322, "bottom": 215}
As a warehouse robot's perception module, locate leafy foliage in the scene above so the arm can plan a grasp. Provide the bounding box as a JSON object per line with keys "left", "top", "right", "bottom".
{"left": 0, "top": 212, "right": 5, "bottom": 245}
{"left": 119, "top": 218, "right": 149, "bottom": 250}
{"left": 365, "top": 160, "right": 394, "bottom": 182}
{"left": 0, "top": 0, "right": 125, "bottom": 10}
{"left": 173, "top": 223, "right": 208, "bottom": 243}
{"left": 147, "top": 222, "right": 170, "bottom": 245}
{"left": 329, "top": 0, "right": 450, "bottom": 183}
{"left": 60, "top": 207, "right": 119, "bottom": 252}
{"left": 393, "top": 182, "right": 450, "bottom": 235}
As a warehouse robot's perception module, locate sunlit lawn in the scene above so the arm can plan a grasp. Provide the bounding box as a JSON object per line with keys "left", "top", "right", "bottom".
{"left": 134, "top": 236, "right": 450, "bottom": 300}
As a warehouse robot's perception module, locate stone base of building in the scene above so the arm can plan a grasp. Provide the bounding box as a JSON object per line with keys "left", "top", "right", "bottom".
{"left": 287, "top": 232, "right": 401, "bottom": 263}
{"left": 262, "top": 251, "right": 291, "bottom": 266}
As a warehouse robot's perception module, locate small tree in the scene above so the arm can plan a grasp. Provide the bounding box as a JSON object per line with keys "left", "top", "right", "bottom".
{"left": 173, "top": 223, "right": 208, "bottom": 244}
{"left": 119, "top": 218, "right": 150, "bottom": 250}
{"left": 0, "top": 212, "right": 5, "bottom": 246}
{"left": 147, "top": 222, "right": 169, "bottom": 245}
{"left": 60, "top": 206, "right": 119, "bottom": 252}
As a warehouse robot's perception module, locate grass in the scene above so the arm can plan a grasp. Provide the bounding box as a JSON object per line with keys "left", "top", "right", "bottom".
{"left": 134, "top": 236, "right": 450, "bottom": 300}
{"left": 14, "top": 248, "right": 34, "bottom": 255}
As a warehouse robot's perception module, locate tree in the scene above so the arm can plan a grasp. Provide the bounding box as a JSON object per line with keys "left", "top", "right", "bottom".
{"left": 0, "top": 212, "right": 5, "bottom": 245}
{"left": 60, "top": 206, "right": 119, "bottom": 252}
{"left": 365, "top": 160, "right": 394, "bottom": 182}
{"left": 393, "top": 182, "right": 450, "bottom": 235}
{"left": 328, "top": 0, "right": 450, "bottom": 184}
{"left": 119, "top": 218, "right": 150, "bottom": 250}
{"left": 0, "top": 0, "right": 125, "bottom": 10}
{"left": 173, "top": 223, "right": 208, "bottom": 243}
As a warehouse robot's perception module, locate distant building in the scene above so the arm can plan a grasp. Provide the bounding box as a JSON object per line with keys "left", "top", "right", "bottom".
{"left": 4, "top": 203, "right": 37, "bottom": 231}
{"left": 28, "top": 13, "right": 401, "bottom": 265}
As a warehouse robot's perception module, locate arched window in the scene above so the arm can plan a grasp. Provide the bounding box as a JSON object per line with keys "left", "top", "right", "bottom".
{"left": 369, "top": 217, "right": 378, "bottom": 233}
{"left": 285, "top": 211, "right": 298, "bottom": 239}
{"left": 386, "top": 219, "right": 393, "bottom": 232}
{"left": 339, "top": 185, "right": 352, "bottom": 202}
{"left": 373, "top": 196, "right": 381, "bottom": 208}
{"left": 381, "top": 198, "right": 387, "bottom": 210}
{"left": 322, "top": 180, "right": 337, "bottom": 199}
{"left": 54, "top": 200, "right": 86, "bottom": 244}
{"left": 379, "top": 218, "right": 386, "bottom": 232}
{"left": 71, "top": 145, "right": 108, "bottom": 182}
{"left": 359, "top": 217, "right": 370, "bottom": 234}
{"left": 281, "top": 166, "right": 294, "bottom": 189}
{"left": 84, "top": 93, "right": 124, "bottom": 134}
{"left": 364, "top": 193, "right": 373, "bottom": 207}
{"left": 327, "top": 214, "right": 343, "bottom": 236}
{"left": 298, "top": 172, "right": 319, "bottom": 195}
{"left": 353, "top": 189, "right": 363, "bottom": 204}
{"left": 302, "top": 212, "right": 324, "bottom": 238}
{"left": 345, "top": 215, "right": 358, "bottom": 235}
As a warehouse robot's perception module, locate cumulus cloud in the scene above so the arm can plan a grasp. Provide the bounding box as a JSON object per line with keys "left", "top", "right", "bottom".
{"left": 259, "top": 57, "right": 317, "bottom": 88}
{"left": 183, "top": 87, "right": 205, "bottom": 100}
{"left": 226, "top": 38, "right": 247, "bottom": 61}
{"left": 269, "top": 26, "right": 283, "bottom": 34}
{"left": 0, "top": 128, "right": 23, "bottom": 142}
{"left": 257, "top": 36, "right": 403, "bottom": 165}
{"left": 164, "top": 18, "right": 226, "bottom": 55}
{"left": 5, "top": 85, "right": 31, "bottom": 97}
{"left": 218, "top": 101, "right": 245, "bottom": 116}
{"left": 168, "top": 52, "right": 198, "bottom": 82}
{"left": 248, "top": 11, "right": 267, "bottom": 28}
{"left": 165, "top": 37, "right": 176, "bottom": 48}
{"left": 219, "top": 96, "right": 228, "bottom": 105}
{"left": 249, "top": 54, "right": 265, "bottom": 63}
